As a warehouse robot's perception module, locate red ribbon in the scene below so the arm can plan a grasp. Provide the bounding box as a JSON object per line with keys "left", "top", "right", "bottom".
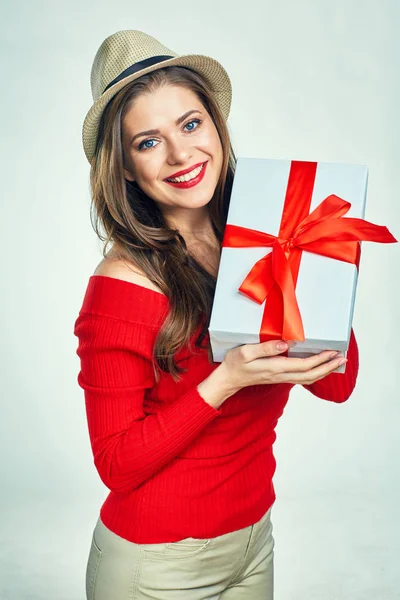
{"left": 222, "top": 161, "right": 397, "bottom": 342}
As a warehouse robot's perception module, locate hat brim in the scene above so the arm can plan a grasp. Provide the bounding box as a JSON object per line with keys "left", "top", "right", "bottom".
{"left": 82, "top": 54, "right": 232, "bottom": 164}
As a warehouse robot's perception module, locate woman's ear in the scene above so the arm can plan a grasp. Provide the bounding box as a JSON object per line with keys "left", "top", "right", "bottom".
{"left": 123, "top": 167, "right": 135, "bottom": 182}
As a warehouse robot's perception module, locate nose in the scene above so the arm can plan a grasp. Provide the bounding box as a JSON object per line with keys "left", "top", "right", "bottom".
{"left": 166, "top": 136, "right": 192, "bottom": 165}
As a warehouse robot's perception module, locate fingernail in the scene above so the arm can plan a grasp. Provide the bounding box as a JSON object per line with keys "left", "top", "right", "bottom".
{"left": 329, "top": 351, "right": 341, "bottom": 359}
{"left": 337, "top": 358, "right": 347, "bottom": 366}
{"left": 276, "top": 341, "right": 288, "bottom": 350}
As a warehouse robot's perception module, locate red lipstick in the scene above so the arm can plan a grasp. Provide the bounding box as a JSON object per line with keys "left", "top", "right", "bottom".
{"left": 165, "top": 161, "right": 206, "bottom": 180}
{"left": 164, "top": 161, "right": 208, "bottom": 189}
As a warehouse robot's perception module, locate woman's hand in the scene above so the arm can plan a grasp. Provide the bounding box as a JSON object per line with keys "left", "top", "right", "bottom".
{"left": 198, "top": 339, "right": 347, "bottom": 409}
{"left": 220, "top": 340, "right": 346, "bottom": 393}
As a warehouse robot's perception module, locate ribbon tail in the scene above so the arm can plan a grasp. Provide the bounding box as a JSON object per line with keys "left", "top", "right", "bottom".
{"left": 295, "top": 217, "right": 397, "bottom": 267}
{"left": 238, "top": 253, "right": 274, "bottom": 303}
{"left": 272, "top": 244, "right": 305, "bottom": 341}
{"left": 259, "top": 284, "right": 285, "bottom": 341}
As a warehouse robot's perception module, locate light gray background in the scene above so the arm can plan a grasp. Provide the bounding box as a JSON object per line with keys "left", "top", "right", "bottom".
{"left": 1, "top": 1, "right": 399, "bottom": 598}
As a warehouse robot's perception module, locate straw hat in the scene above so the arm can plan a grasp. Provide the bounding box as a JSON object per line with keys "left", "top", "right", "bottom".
{"left": 82, "top": 29, "right": 232, "bottom": 164}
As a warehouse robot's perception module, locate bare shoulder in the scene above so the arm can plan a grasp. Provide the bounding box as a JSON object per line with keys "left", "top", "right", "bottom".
{"left": 93, "top": 253, "right": 165, "bottom": 296}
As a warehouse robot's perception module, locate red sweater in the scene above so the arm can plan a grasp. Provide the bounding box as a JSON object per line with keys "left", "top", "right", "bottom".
{"left": 73, "top": 275, "right": 359, "bottom": 543}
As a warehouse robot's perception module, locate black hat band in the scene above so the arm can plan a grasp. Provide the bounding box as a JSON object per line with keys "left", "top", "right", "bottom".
{"left": 103, "top": 55, "right": 175, "bottom": 93}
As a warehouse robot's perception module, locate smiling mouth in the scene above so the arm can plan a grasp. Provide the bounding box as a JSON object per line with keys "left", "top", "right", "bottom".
{"left": 165, "top": 162, "right": 207, "bottom": 183}
{"left": 164, "top": 162, "right": 208, "bottom": 188}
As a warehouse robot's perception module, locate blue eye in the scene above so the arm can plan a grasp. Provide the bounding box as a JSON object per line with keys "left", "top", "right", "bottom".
{"left": 137, "top": 119, "right": 202, "bottom": 151}
{"left": 184, "top": 119, "right": 200, "bottom": 132}
{"left": 139, "top": 139, "right": 156, "bottom": 150}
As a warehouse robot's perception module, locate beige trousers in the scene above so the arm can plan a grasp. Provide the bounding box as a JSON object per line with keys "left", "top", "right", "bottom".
{"left": 86, "top": 505, "right": 275, "bottom": 600}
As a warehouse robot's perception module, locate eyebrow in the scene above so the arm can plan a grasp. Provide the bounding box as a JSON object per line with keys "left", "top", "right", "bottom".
{"left": 129, "top": 109, "right": 203, "bottom": 145}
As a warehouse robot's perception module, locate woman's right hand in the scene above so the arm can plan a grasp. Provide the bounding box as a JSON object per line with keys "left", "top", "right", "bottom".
{"left": 220, "top": 339, "right": 347, "bottom": 392}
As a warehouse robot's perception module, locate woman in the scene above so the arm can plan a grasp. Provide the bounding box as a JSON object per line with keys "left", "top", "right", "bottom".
{"left": 74, "top": 29, "right": 359, "bottom": 600}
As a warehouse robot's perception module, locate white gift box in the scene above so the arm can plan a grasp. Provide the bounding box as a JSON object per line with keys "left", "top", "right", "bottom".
{"left": 209, "top": 157, "right": 369, "bottom": 373}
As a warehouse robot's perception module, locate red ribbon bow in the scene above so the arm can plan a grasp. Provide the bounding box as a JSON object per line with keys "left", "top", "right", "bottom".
{"left": 222, "top": 161, "right": 397, "bottom": 342}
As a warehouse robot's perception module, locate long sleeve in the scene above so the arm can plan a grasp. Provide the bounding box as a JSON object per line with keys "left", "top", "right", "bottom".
{"left": 302, "top": 328, "right": 359, "bottom": 402}
{"left": 73, "top": 312, "right": 221, "bottom": 494}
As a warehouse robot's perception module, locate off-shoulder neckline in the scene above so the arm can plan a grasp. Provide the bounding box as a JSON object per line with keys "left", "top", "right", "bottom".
{"left": 90, "top": 274, "right": 169, "bottom": 301}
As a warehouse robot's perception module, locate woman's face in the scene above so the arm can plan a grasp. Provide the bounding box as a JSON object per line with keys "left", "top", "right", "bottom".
{"left": 121, "top": 84, "right": 223, "bottom": 226}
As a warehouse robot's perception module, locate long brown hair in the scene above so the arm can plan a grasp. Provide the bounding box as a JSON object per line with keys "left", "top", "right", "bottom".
{"left": 89, "top": 66, "right": 236, "bottom": 381}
